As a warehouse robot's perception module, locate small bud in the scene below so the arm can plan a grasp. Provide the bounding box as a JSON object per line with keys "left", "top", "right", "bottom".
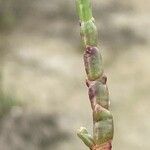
{"left": 77, "top": 127, "right": 95, "bottom": 148}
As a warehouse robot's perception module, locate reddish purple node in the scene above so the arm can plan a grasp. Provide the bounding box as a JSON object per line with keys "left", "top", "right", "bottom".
{"left": 89, "top": 86, "right": 95, "bottom": 100}
{"left": 85, "top": 46, "right": 97, "bottom": 55}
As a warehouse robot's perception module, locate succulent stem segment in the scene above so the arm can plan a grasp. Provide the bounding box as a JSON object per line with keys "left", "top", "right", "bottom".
{"left": 76, "top": 0, "right": 114, "bottom": 150}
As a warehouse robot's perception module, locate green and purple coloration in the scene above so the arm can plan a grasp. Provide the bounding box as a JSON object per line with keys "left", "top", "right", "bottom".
{"left": 76, "top": 0, "right": 114, "bottom": 150}
{"left": 84, "top": 46, "right": 103, "bottom": 81}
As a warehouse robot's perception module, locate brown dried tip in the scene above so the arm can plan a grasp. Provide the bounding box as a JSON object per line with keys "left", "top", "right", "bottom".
{"left": 100, "top": 75, "right": 107, "bottom": 84}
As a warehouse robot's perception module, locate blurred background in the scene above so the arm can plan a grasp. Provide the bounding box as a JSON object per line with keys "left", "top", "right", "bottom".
{"left": 0, "top": 0, "right": 150, "bottom": 149}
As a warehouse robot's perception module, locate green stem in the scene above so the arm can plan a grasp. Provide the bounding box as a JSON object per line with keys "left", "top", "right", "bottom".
{"left": 76, "top": 0, "right": 98, "bottom": 47}
{"left": 76, "top": 0, "right": 114, "bottom": 149}
{"left": 76, "top": 0, "right": 92, "bottom": 21}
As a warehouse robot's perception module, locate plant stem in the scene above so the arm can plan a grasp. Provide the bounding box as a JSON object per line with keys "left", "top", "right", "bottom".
{"left": 75, "top": 0, "right": 114, "bottom": 149}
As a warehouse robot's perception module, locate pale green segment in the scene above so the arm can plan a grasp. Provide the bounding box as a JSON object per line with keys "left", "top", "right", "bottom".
{"left": 93, "top": 106, "right": 114, "bottom": 144}
{"left": 76, "top": 0, "right": 93, "bottom": 21}
{"left": 95, "top": 82, "right": 109, "bottom": 109}
{"left": 93, "top": 119, "right": 114, "bottom": 144}
{"left": 89, "top": 48, "right": 103, "bottom": 79}
{"left": 80, "top": 19, "right": 98, "bottom": 46}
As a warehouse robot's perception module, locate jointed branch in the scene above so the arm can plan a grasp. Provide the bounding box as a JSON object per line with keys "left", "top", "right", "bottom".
{"left": 75, "top": 0, "right": 114, "bottom": 149}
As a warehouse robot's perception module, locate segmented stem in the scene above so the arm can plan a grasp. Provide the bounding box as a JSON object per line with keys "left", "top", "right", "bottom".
{"left": 76, "top": 0, "right": 114, "bottom": 149}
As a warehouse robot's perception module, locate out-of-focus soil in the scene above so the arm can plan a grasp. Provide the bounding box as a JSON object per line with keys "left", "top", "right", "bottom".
{"left": 0, "top": 0, "right": 150, "bottom": 150}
